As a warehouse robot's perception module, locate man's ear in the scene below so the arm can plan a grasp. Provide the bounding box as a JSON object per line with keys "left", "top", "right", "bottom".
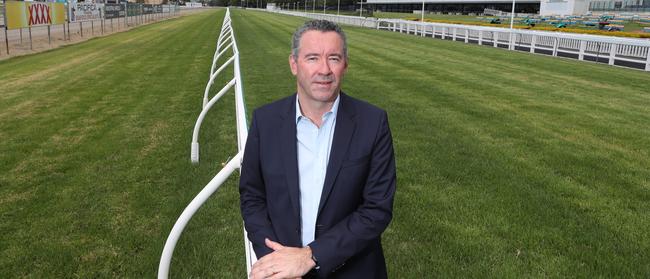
{"left": 289, "top": 55, "right": 298, "bottom": 76}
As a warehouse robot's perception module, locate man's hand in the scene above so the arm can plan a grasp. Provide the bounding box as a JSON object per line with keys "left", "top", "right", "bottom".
{"left": 249, "top": 238, "right": 316, "bottom": 279}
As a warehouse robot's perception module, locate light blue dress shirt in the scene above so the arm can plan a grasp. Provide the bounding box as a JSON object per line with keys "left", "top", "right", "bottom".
{"left": 295, "top": 94, "right": 340, "bottom": 247}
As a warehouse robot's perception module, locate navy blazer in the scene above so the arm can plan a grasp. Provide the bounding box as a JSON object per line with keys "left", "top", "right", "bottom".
{"left": 239, "top": 92, "right": 396, "bottom": 278}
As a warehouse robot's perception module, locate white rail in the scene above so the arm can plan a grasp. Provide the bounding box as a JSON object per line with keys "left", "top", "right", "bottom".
{"left": 265, "top": 9, "right": 650, "bottom": 71}
{"left": 158, "top": 8, "right": 256, "bottom": 279}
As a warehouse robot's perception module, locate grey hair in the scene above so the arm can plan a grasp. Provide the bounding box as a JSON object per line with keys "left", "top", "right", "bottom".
{"left": 291, "top": 20, "right": 348, "bottom": 59}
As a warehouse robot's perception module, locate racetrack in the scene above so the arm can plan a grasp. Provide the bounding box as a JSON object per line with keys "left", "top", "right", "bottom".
{"left": 1, "top": 8, "right": 649, "bottom": 277}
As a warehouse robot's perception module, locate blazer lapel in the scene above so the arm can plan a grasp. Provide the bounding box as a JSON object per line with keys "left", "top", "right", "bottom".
{"left": 318, "top": 93, "right": 356, "bottom": 215}
{"left": 280, "top": 95, "right": 301, "bottom": 219}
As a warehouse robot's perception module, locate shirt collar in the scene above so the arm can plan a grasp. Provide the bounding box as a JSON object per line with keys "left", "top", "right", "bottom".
{"left": 295, "top": 93, "right": 341, "bottom": 124}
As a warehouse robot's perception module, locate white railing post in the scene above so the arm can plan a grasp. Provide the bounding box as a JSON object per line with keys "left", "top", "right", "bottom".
{"left": 478, "top": 30, "right": 483, "bottom": 45}
{"left": 552, "top": 37, "right": 559, "bottom": 57}
{"left": 609, "top": 43, "right": 617, "bottom": 65}
{"left": 465, "top": 29, "right": 469, "bottom": 43}
{"left": 530, "top": 35, "right": 536, "bottom": 53}
{"left": 646, "top": 48, "right": 650, "bottom": 71}
{"left": 578, "top": 40, "right": 586, "bottom": 61}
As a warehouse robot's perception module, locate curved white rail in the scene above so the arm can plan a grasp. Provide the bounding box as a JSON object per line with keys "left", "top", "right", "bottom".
{"left": 159, "top": 8, "right": 256, "bottom": 279}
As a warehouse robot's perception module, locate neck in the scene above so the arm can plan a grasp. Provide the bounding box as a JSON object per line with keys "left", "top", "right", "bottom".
{"left": 297, "top": 92, "right": 339, "bottom": 128}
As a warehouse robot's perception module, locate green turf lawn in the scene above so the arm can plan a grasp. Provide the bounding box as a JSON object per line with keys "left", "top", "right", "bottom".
{"left": 1, "top": 7, "right": 650, "bottom": 277}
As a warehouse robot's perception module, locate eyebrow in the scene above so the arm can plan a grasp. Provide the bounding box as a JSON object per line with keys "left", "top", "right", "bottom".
{"left": 303, "top": 53, "right": 344, "bottom": 58}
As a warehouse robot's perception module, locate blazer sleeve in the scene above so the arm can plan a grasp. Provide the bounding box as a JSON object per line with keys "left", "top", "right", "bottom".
{"left": 239, "top": 110, "right": 278, "bottom": 258}
{"left": 308, "top": 110, "right": 397, "bottom": 274}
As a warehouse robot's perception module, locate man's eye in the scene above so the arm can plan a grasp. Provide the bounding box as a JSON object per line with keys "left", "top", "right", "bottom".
{"left": 329, "top": 57, "right": 341, "bottom": 62}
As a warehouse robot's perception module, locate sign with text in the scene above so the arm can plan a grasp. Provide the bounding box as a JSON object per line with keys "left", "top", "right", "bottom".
{"left": 143, "top": 4, "right": 154, "bottom": 15}
{"left": 5, "top": 1, "right": 66, "bottom": 29}
{"left": 69, "top": 2, "right": 102, "bottom": 22}
{"left": 127, "top": 3, "right": 143, "bottom": 16}
{"left": 104, "top": 3, "right": 126, "bottom": 19}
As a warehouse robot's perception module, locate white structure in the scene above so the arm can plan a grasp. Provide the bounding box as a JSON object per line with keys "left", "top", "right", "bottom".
{"left": 159, "top": 8, "right": 256, "bottom": 279}
{"left": 539, "top": 0, "right": 589, "bottom": 15}
{"left": 271, "top": 10, "right": 650, "bottom": 71}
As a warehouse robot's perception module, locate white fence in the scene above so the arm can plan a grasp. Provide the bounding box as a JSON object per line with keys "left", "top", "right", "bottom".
{"left": 158, "top": 8, "right": 256, "bottom": 279}
{"left": 266, "top": 9, "right": 650, "bottom": 71}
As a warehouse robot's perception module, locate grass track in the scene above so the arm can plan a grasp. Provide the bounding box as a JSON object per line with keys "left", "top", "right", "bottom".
{"left": 232, "top": 10, "right": 650, "bottom": 277}
{"left": 0, "top": 7, "right": 649, "bottom": 277}
{"left": 1, "top": 9, "right": 247, "bottom": 277}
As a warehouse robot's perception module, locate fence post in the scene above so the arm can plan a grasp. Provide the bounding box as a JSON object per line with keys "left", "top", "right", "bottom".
{"left": 441, "top": 27, "right": 446, "bottom": 40}
{"left": 464, "top": 29, "right": 468, "bottom": 43}
{"left": 552, "top": 37, "right": 558, "bottom": 56}
{"left": 493, "top": 32, "right": 497, "bottom": 47}
{"left": 640, "top": 47, "right": 650, "bottom": 71}
{"left": 578, "top": 40, "right": 586, "bottom": 60}
{"left": 452, "top": 27, "right": 456, "bottom": 41}
{"left": 609, "top": 43, "right": 617, "bottom": 65}
{"left": 28, "top": 26, "right": 32, "bottom": 50}
{"left": 4, "top": 27, "right": 9, "bottom": 55}
{"left": 530, "top": 35, "right": 536, "bottom": 53}
{"left": 478, "top": 30, "right": 482, "bottom": 45}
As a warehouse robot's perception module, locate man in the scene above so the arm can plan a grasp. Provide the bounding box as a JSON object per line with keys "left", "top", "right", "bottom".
{"left": 239, "top": 19, "right": 396, "bottom": 279}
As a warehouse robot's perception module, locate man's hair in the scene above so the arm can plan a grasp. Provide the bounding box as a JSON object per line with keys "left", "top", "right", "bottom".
{"left": 291, "top": 20, "right": 348, "bottom": 59}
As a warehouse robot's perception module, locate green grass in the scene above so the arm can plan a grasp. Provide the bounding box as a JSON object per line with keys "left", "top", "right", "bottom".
{"left": 1, "top": 7, "right": 650, "bottom": 277}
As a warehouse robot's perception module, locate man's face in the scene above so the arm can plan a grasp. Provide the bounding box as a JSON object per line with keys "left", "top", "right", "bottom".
{"left": 289, "top": 30, "right": 348, "bottom": 104}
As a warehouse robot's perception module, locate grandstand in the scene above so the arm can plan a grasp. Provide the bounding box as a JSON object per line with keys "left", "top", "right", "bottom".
{"left": 366, "top": 0, "right": 650, "bottom": 15}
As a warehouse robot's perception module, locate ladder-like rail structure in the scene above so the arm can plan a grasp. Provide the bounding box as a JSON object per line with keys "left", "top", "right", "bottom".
{"left": 158, "top": 8, "right": 256, "bottom": 278}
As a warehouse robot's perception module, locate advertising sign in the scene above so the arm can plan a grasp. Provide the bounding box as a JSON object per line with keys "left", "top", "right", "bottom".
{"left": 127, "top": 3, "right": 142, "bottom": 16}
{"left": 104, "top": 3, "right": 126, "bottom": 19}
{"left": 5, "top": 1, "right": 66, "bottom": 29}
{"left": 69, "top": 2, "right": 102, "bottom": 22}
{"left": 143, "top": 4, "right": 154, "bottom": 15}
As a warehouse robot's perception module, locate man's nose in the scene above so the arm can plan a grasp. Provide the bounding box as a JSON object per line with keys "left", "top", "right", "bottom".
{"left": 317, "top": 58, "right": 332, "bottom": 75}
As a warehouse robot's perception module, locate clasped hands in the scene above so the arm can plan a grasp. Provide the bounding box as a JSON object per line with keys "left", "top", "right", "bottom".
{"left": 249, "top": 238, "right": 316, "bottom": 279}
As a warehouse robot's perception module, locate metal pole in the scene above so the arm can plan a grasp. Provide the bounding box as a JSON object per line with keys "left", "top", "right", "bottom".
{"left": 4, "top": 27, "right": 8, "bottom": 55}
{"left": 421, "top": 0, "right": 425, "bottom": 22}
{"left": 312, "top": 0, "right": 315, "bottom": 13}
{"left": 337, "top": 0, "right": 339, "bottom": 15}
{"left": 20, "top": 28, "right": 23, "bottom": 44}
{"left": 48, "top": 25, "right": 51, "bottom": 45}
{"left": 80, "top": 21, "right": 83, "bottom": 37}
{"left": 359, "top": 0, "right": 363, "bottom": 17}
{"left": 3, "top": 1, "right": 8, "bottom": 55}
{"left": 323, "top": 0, "right": 325, "bottom": 13}
{"left": 509, "top": 0, "right": 515, "bottom": 29}
{"left": 28, "top": 26, "right": 32, "bottom": 50}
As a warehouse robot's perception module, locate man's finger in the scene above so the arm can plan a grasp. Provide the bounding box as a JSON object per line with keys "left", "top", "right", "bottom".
{"left": 265, "top": 238, "right": 284, "bottom": 251}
